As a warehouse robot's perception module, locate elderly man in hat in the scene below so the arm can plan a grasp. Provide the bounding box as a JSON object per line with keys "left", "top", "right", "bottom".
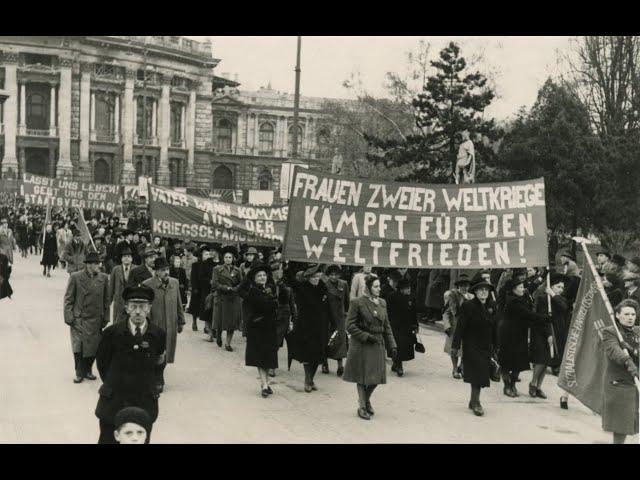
{"left": 129, "top": 246, "right": 158, "bottom": 287}
{"left": 64, "top": 250, "right": 110, "bottom": 383}
{"left": 110, "top": 247, "right": 135, "bottom": 324}
{"left": 62, "top": 227, "right": 88, "bottom": 275}
{"left": 240, "top": 246, "right": 259, "bottom": 277}
{"left": 143, "top": 257, "right": 185, "bottom": 393}
{"left": 95, "top": 284, "right": 166, "bottom": 444}
{"left": 114, "top": 229, "right": 136, "bottom": 265}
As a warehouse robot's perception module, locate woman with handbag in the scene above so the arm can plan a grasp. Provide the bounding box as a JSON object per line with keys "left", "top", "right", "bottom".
{"left": 323, "top": 265, "right": 349, "bottom": 376}
{"left": 343, "top": 274, "right": 397, "bottom": 420}
{"left": 451, "top": 280, "right": 498, "bottom": 417}
{"left": 244, "top": 264, "right": 279, "bottom": 397}
{"left": 387, "top": 278, "right": 418, "bottom": 377}
{"left": 602, "top": 299, "right": 640, "bottom": 444}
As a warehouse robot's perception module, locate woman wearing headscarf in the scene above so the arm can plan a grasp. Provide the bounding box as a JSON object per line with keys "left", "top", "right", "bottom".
{"left": 499, "top": 277, "right": 550, "bottom": 398}
{"left": 451, "top": 279, "right": 498, "bottom": 417}
{"left": 291, "top": 265, "right": 331, "bottom": 392}
{"left": 244, "top": 264, "right": 279, "bottom": 398}
{"left": 343, "top": 274, "right": 397, "bottom": 420}
{"left": 211, "top": 246, "right": 243, "bottom": 351}
{"left": 602, "top": 299, "right": 639, "bottom": 444}
{"left": 323, "top": 265, "right": 349, "bottom": 376}
{"left": 443, "top": 274, "right": 473, "bottom": 379}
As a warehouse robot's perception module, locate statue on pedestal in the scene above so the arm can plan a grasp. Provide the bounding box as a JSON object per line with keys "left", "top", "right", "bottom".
{"left": 454, "top": 130, "right": 476, "bottom": 185}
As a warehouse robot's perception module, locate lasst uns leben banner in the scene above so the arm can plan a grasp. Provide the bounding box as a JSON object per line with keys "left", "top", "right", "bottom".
{"left": 22, "top": 173, "right": 121, "bottom": 212}
{"left": 148, "top": 185, "right": 287, "bottom": 246}
{"left": 282, "top": 170, "right": 549, "bottom": 269}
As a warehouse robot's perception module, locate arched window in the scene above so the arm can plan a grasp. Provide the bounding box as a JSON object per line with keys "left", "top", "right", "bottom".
{"left": 170, "top": 102, "right": 183, "bottom": 144}
{"left": 258, "top": 167, "right": 272, "bottom": 191}
{"left": 95, "top": 92, "right": 115, "bottom": 137}
{"left": 217, "top": 118, "right": 233, "bottom": 152}
{"left": 317, "top": 126, "right": 332, "bottom": 158}
{"left": 27, "top": 92, "right": 47, "bottom": 129}
{"left": 169, "top": 158, "right": 182, "bottom": 187}
{"left": 259, "top": 123, "right": 274, "bottom": 155}
{"left": 212, "top": 165, "right": 233, "bottom": 189}
{"left": 94, "top": 158, "right": 111, "bottom": 184}
{"left": 287, "top": 125, "right": 303, "bottom": 155}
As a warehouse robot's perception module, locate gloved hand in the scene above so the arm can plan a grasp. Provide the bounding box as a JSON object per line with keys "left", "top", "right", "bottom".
{"left": 625, "top": 358, "right": 639, "bottom": 378}
{"left": 366, "top": 334, "right": 379, "bottom": 344}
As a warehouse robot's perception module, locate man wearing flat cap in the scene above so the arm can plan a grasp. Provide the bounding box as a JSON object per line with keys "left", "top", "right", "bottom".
{"left": 96, "top": 284, "right": 166, "bottom": 444}
{"left": 62, "top": 227, "right": 88, "bottom": 275}
{"left": 143, "top": 257, "right": 185, "bottom": 393}
{"left": 129, "top": 246, "right": 158, "bottom": 287}
{"left": 64, "top": 251, "right": 110, "bottom": 384}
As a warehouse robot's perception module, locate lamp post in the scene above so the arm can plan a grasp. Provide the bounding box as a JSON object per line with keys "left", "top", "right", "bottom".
{"left": 291, "top": 36, "right": 301, "bottom": 159}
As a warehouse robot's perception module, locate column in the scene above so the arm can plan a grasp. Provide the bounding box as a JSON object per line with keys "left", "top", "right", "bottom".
{"left": 157, "top": 79, "right": 171, "bottom": 185}
{"left": 236, "top": 111, "right": 245, "bottom": 155}
{"left": 79, "top": 63, "right": 91, "bottom": 175}
{"left": 114, "top": 94, "right": 120, "bottom": 142}
{"left": 278, "top": 116, "right": 287, "bottom": 158}
{"left": 181, "top": 104, "right": 186, "bottom": 146}
{"left": 151, "top": 99, "right": 157, "bottom": 141}
{"left": 90, "top": 91, "right": 96, "bottom": 140}
{"left": 120, "top": 69, "right": 135, "bottom": 183}
{"left": 253, "top": 114, "right": 259, "bottom": 154}
{"left": 56, "top": 59, "right": 73, "bottom": 178}
{"left": 132, "top": 96, "right": 137, "bottom": 142}
{"left": 49, "top": 84, "right": 56, "bottom": 136}
{"left": 19, "top": 82, "right": 26, "bottom": 133}
{"left": 1, "top": 58, "right": 19, "bottom": 179}
{"left": 185, "top": 90, "right": 196, "bottom": 180}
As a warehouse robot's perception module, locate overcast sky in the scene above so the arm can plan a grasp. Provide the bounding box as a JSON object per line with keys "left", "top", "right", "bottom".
{"left": 191, "top": 36, "right": 573, "bottom": 121}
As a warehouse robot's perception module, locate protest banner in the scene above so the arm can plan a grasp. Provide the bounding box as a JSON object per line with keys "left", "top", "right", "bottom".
{"left": 282, "top": 169, "right": 549, "bottom": 269}
{"left": 22, "top": 173, "right": 120, "bottom": 212}
{"left": 148, "top": 185, "right": 287, "bottom": 246}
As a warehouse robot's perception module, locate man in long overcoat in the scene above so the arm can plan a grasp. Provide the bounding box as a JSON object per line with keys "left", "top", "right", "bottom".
{"left": 64, "top": 251, "right": 110, "bottom": 383}
{"left": 95, "top": 284, "right": 166, "bottom": 444}
{"left": 62, "top": 228, "right": 87, "bottom": 274}
{"left": 143, "top": 257, "right": 185, "bottom": 393}
{"left": 110, "top": 248, "right": 134, "bottom": 324}
{"left": 0, "top": 218, "right": 16, "bottom": 264}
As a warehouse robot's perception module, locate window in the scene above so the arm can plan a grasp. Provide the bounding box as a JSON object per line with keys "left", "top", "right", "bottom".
{"left": 259, "top": 123, "right": 274, "bottom": 155}
{"left": 27, "top": 92, "right": 48, "bottom": 129}
{"left": 258, "top": 168, "right": 272, "bottom": 191}
{"left": 212, "top": 165, "right": 233, "bottom": 189}
{"left": 23, "top": 53, "right": 54, "bottom": 67}
{"left": 317, "top": 126, "right": 331, "bottom": 157}
{"left": 135, "top": 156, "right": 156, "bottom": 183}
{"left": 288, "top": 125, "right": 303, "bottom": 155}
{"left": 170, "top": 102, "right": 183, "bottom": 144}
{"left": 95, "top": 92, "right": 115, "bottom": 136}
{"left": 136, "top": 97, "right": 154, "bottom": 139}
{"left": 94, "top": 158, "right": 111, "bottom": 184}
{"left": 136, "top": 69, "right": 158, "bottom": 84}
{"left": 217, "top": 119, "right": 233, "bottom": 152}
{"left": 171, "top": 76, "right": 189, "bottom": 88}
{"left": 0, "top": 68, "right": 5, "bottom": 90}
{"left": 169, "top": 158, "right": 182, "bottom": 187}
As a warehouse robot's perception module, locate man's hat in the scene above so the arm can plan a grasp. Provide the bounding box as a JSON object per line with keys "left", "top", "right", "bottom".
{"left": 120, "top": 247, "right": 133, "bottom": 258}
{"left": 612, "top": 254, "right": 627, "bottom": 268}
{"left": 397, "top": 278, "right": 412, "bottom": 290}
{"left": 122, "top": 228, "right": 134, "bottom": 236}
{"left": 595, "top": 248, "right": 611, "bottom": 258}
{"left": 469, "top": 280, "right": 494, "bottom": 294}
{"left": 549, "top": 273, "right": 569, "bottom": 286}
{"left": 559, "top": 250, "right": 576, "bottom": 262}
{"left": 628, "top": 256, "right": 640, "bottom": 273}
{"left": 326, "top": 265, "right": 342, "bottom": 276}
{"left": 153, "top": 257, "right": 170, "bottom": 270}
{"left": 505, "top": 277, "right": 525, "bottom": 292}
{"left": 247, "top": 264, "right": 269, "bottom": 282}
{"left": 303, "top": 264, "right": 321, "bottom": 278}
{"left": 221, "top": 245, "right": 238, "bottom": 257}
{"left": 114, "top": 407, "right": 151, "bottom": 433}
{"left": 455, "top": 274, "right": 472, "bottom": 287}
{"left": 85, "top": 251, "right": 101, "bottom": 264}
{"left": 71, "top": 227, "right": 81, "bottom": 237}
{"left": 142, "top": 246, "right": 158, "bottom": 258}
{"left": 245, "top": 247, "right": 258, "bottom": 256}
{"left": 387, "top": 270, "right": 403, "bottom": 283}
{"left": 122, "top": 284, "right": 155, "bottom": 302}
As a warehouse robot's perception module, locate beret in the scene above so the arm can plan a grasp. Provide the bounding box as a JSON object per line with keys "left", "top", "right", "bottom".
{"left": 114, "top": 407, "right": 151, "bottom": 432}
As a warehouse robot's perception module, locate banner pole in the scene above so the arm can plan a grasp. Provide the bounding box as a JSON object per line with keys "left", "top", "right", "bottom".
{"left": 546, "top": 272, "right": 557, "bottom": 359}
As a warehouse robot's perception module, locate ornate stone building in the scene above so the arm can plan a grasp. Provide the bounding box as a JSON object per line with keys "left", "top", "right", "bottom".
{"left": 0, "top": 36, "right": 332, "bottom": 204}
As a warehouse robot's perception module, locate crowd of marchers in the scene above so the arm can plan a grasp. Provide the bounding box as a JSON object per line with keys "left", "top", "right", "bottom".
{"left": 0, "top": 202, "right": 638, "bottom": 444}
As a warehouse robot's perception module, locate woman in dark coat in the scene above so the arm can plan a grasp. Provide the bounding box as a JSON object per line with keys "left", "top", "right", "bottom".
{"left": 169, "top": 255, "right": 189, "bottom": 308}
{"left": 343, "top": 274, "right": 397, "bottom": 420}
{"left": 274, "top": 275, "right": 297, "bottom": 377}
{"left": 531, "top": 273, "right": 569, "bottom": 399}
{"left": 244, "top": 264, "right": 279, "bottom": 398}
{"left": 187, "top": 247, "right": 205, "bottom": 331}
{"left": 291, "top": 265, "right": 331, "bottom": 392}
{"left": 323, "top": 265, "right": 349, "bottom": 376}
{"left": 199, "top": 248, "right": 217, "bottom": 335}
{"left": 499, "top": 277, "right": 550, "bottom": 398}
{"left": 602, "top": 299, "right": 639, "bottom": 443}
{"left": 387, "top": 278, "right": 418, "bottom": 377}
{"left": 41, "top": 224, "right": 58, "bottom": 276}
{"left": 211, "top": 246, "right": 243, "bottom": 351}
{"left": 451, "top": 280, "right": 498, "bottom": 417}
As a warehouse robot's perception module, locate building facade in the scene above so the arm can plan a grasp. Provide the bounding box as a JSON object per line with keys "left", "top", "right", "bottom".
{"left": 0, "top": 36, "right": 332, "bottom": 204}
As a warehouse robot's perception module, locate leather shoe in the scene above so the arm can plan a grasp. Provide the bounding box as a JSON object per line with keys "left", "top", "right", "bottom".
{"left": 511, "top": 385, "right": 520, "bottom": 397}
{"left": 365, "top": 402, "right": 375, "bottom": 416}
{"left": 268, "top": 369, "right": 276, "bottom": 377}
{"left": 336, "top": 366, "right": 344, "bottom": 377}
{"left": 503, "top": 386, "right": 517, "bottom": 398}
{"left": 192, "top": 322, "right": 198, "bottom": 331}
{"left": 396, "top": 367, "right": 404, "bottom": 377}
{"left": 529, "top": 384, "right": 537, "bottom": 398}
{"left": 304, "top": 384, "right": 313, "bottom": 393}
{"left": 73, "top": 376, "right": 83, "bottom": 384}
{"left": 311, "top": 383, "right": 318, "bottom": 391}
{"left": 84, "top": 373, "right": 97, "bottom": 381}
{"left": 261, "top": 388, "right": 269, "bottom": 398}
{"left": 322, "top": 364, "right": 329, "bottom": 374}
{"left": 225, "top": 345, "right": 233, "bottom": 352}
{"left": 357, "top": 407, "right": 371, "bottom": 420}
{"left": 216, "top": 338, "right": 223, "bottom": 347}
{"left": 560, "top": 398, "right": 568, "bottom": 410}
{"left": 266, "top": 386, "right": 273, "bottom": 395}
{"left": 472, "top": 403, "right": 484, "bottom": 416}
{"left": 536, "top": 388, "right": 547, "bottom": 399}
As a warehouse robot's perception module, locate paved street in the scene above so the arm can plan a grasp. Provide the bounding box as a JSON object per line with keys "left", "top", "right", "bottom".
{"left": 0, "top": 254, "right": 627, "bottom": 444}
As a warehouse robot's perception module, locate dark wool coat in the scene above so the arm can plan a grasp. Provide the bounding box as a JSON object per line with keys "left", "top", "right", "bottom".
{"left": 188, "top": 260, "right": 203, "bottom": 317}
{"left": 211, "top": 264, "right": 243, "bottom": 332}
{"left": 109, "top": 264, "right": 133, "bottom": 324}
{"left": 128, "top": 264, "right": 154, "bottom": 288}
{"left": 387, "top": 291, "right": 418, "bottom": 362}
{"left": 95, "top": 321, "right": 166, "bottom": 425}
{"left": 325, "top": 278, "right": 349, "bottom": 360}
{"left": 64, "top": 269, "right": 111, "bottom": 357}
{"left": 169, "top": 266, "right": 189, "bottom": 306}
{"left": 244, "top": 285, "right": 279, "bottom": 369}
{"left": 276, "top": 281, "right": 296, "bottom": 347}
{"left": 452, "top": 297, "right": 498, "bottom": 388}
{"left": 41, "top": 231, "right": 58, "bottom": 267}
{"left": 499, "top": 294, "right": 548, "bottom": 373}
{"left": 0, "top": 252, "right": 13, "bottom": 300}
{"left": 532, "top": 288, "right": 569, "bottom": 366}
{"left": 343, "top": 296, "right": 397, "bottom": 385}
{"left": 63, "top": 239, "right": 87, "bottom": 274}
{"left": 291, "top": 281, "right": 331, "bottom": 365}
{"left": 602, "top": 325, "right": 639, "bottom": 435}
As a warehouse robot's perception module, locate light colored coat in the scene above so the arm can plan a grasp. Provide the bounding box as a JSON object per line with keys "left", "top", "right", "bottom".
{"left": 109, "top": 264, "right": 133, "bottom": 324}
{"left": 143, "top": 276, "right": 185, "bottom": 364}
{"left": 56, "top": 228, "right": 72, "bottom": 259}
{"left": 63, "top": 239, "right": 87, "bottom": 274}
{"left": 0, "top": 227, "right": 16, "bottom": 263}
{"left": 64, "top": 269, "right": 110, "bottom": 357}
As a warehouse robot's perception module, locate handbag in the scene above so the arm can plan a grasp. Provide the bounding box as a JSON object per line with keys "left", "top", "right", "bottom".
{"left": 414, "top": 333, "right": 426, "bottom": 354}
{"left": 489, "top": 355, "right": 501, "bottom": 382}
{"left": 326, "top": 330, "right": 340, "bottom": 358}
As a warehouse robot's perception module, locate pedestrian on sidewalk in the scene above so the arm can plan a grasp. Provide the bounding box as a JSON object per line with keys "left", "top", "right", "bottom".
{"left": 143, "top": 257, "right": 185, "bottom": 394}
{"left": 113, "top": 407, "right": 152, "bottom": 445}
{"left": 451, "top": 279, "right": 498, "bottom": 417}
{"left": 95, "top": 285, "right": 166, "bottom": 444}
{"left": 602, "top": 299, "right": 640, "bottom": 444}
{"left": 343, "top": 274, "right": 397, "bottom": 420}
{"left": 244, "top": 265, "right": 279, "bottom": 397}
{"left": 63, "top": 251, "right": 110, "bottom": 383}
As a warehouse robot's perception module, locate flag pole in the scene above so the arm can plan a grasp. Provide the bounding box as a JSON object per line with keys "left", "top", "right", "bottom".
{"left": 546, "top": 272, "right": 558, "bottom": 359}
